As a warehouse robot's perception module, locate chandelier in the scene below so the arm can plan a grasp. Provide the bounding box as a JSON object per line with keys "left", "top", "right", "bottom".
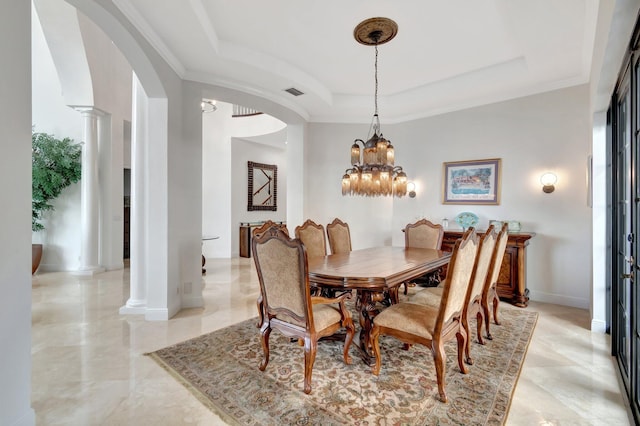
{"left": 342, "top": 17, "right": 408, "bottom": 197}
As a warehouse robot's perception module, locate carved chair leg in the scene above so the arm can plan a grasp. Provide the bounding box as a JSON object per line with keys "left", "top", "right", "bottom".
{"left": 476, "top": 310, "right": 486, "bottom": 345}
{"left": 370, "top": 326, "right": 382, "bottom": 376}
{"left": 259, "top": 325, "right": 271, "bottom": 371}
{"left": 256, "top": 295, "right": 264, "bottom": 328}
{"left": 456, "top": 325, "right": 469, "bottom": 374}
{"left": 462, "top": 315, "right": 473, "bottom": 366}
{"left": 492, "top": 290, "right": 501, "bottom": 325}
{"left": 303, "top": 337, "right": 318, "bottom": 394}
{"left": 342, "top": 318, "right": 355, "bottom": 365}
{"left": 482, "top": 302, "right": 492, "bottom": 340}
{"left": 432, "top": 340, "right": 448, "bottom": 403}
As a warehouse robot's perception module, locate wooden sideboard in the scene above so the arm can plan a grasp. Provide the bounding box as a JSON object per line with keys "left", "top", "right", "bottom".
{"left": 441, "top": 230, "right": 535, "bottom": 308}
{"left": 239, "top": 222, "right": 286, "bottom": 258}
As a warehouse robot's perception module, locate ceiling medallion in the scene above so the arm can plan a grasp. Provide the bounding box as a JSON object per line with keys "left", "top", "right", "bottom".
{"left": 353, "top": 17, "right": 398, "bottom": 46}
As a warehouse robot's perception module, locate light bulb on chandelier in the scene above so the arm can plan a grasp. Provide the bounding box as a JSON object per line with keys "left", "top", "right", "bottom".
{"left": 341, "top": 17, "right": 409, "bottom": 198}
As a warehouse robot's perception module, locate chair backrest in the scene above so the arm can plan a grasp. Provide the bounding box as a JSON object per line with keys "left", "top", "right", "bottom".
{"left": 404, "top": 219, "right": 444, "bottom": 249}
{"left": 326, "top": 218, "right": 352, "bottom": 254}
{"left": 436, "top": 228, "right": 478, "bottom": 329}
{"left": 484, "top": 223, "right": 509, "bottom": 292}
{"left": 466, "top": 226, "right": 498, "bottom": 304}
{"left": 252, "top": 225, "right": 312, "bottom": 329}
{"left": 295, "top": 219, "right": 327, "bottom": 258}
{"left": 252, "top": 220, "right": 289, "bottom": 238}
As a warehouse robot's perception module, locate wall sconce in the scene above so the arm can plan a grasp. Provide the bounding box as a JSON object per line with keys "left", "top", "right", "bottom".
{"left": 407, "top": 181, "right": 417, "bottom": 198}
{"left": 540, "top": 172, "right": 557, "bottom": 193}
{"left": 201, "top": 99, "right": 217, "bottom": 113}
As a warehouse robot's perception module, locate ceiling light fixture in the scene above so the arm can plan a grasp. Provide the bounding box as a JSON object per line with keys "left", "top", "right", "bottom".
{"left": 342, "top": 17, "right": 408, "bottom": 197}
{"left": 201, "top": 99, "right": 217, "bottom": 113}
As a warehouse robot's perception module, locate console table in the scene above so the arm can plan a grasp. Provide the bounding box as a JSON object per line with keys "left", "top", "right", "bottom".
{"left": 239, "top": 222, "right": 286, "bottom": 258}
{"left": 441, "top": 230, "right": 535, "bottom": 307}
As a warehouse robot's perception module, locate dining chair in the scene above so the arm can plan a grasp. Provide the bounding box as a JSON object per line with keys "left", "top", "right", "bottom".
{"left": 402, "top": 219, "right": 445, "bottom": 294}
{"left": 482, "top": 223, "right": 510, "bottom": 340}
{"left": 253, "top": 220, "right": 289, "bottom": 238}
{"left": 252, "top": 225, "right": 356, "bottom": 394}
{"left": 294, "top": 219, "right": 327, "bottom": 258}
{"left": 326, "top": 218, "right": 352, "bottom": 255}
{"left": 370, "top": 228, "right": 478, "bottom": 403}
{"left": 252, "top": 221, "right": 290, "bottom": 327}
{"left": 404, "top": 218, "right": 445, "bottom": 249}
{"left": 409, "top": 226, "right": 497, "bottom": 365}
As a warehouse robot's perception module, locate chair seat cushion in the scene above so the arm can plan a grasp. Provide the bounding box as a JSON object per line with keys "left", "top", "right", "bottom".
{"left": 276, "top": 304, "right": 350, "bottom": 330}
{"left": 409, "top": 287, "right": 443, "bottom": 307}
{"left": 373, "top": 303, "right": 439, "bottom": 339}
{"left": 313, "top": 304, "right": 350, "bottom": 331}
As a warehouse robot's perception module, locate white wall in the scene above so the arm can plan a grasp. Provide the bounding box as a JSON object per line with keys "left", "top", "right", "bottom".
{"left": 1, "top": 1, "right": 36, "bottom": 425}
{"left": 202, "top": 102, "right": 233, "bottom": 258}
{"left": 32, "top": 5, "right": 132, "bottom": 271}
{"left": 202, "top": 103, "right": 287, "bottom": 258}
{"left": 307, "top": 85, "right": 592, "bottom": 309}
{"left": 31, "top": 5, "right": 83, "bottom": 269}
{"left": 231, "top": 139, "right": 287, "bottom": 256}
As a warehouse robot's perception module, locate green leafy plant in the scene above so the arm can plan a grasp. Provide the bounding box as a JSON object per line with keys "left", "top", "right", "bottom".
{"left": 32, "top": 131, "right": 82, "bottom": 232}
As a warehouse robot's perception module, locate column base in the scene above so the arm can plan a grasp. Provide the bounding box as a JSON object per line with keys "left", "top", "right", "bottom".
{"left": 119, "top": 299, "right": 147, "bottom": 315}
{"left": 71, "top": 266, "right": 105, "bottom": 276}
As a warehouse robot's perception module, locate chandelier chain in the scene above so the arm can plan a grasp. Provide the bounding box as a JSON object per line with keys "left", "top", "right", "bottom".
{"left": 374, "top": 43, "right": 379, "bottom": 117}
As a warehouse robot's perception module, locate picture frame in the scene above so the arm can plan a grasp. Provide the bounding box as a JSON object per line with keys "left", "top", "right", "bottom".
{"left": 442, "top": 158, "right": 501, "bottom": 205}
{"left": 248, "top": 161, "right": 277, "bottom": 211}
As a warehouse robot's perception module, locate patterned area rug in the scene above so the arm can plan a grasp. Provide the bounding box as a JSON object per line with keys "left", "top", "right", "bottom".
{"left": 147, "top": 308, "right": 537, "bottom": 425}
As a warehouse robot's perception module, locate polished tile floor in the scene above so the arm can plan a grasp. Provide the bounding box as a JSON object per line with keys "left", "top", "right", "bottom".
{"left": 31, "top": 258, "right": 633, "bottom": 425}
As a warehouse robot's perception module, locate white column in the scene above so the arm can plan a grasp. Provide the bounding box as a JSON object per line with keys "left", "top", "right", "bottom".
{"left": 120, "top": 75, "right": 147, "bottom": 314}
{"left": 74, "top": 107, "right": 105, "bottom": 275}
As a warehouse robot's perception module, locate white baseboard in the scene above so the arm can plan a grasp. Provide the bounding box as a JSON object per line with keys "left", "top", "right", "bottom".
{"left": 71, "top": 267, "right": 106, "bottom": 276}
{"left": 528, "top": 290, "right": 589, "bottom": 309}
{"left": 9, "top": 408, "right": 35, "bottom": 426}
{"left": 104, "top": 262, "right": 124, "bottom": 271}
{"left": 182, "top": 295, "right": 204, "bottom": 308}
{"left": 590, "top": 318, "right": 607, "bottom": 333}
{"left": 144, "top": 308, "right": 170, "bottom": 321}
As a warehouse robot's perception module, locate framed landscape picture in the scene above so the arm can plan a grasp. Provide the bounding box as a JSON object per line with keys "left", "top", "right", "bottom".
{"left": 442, "top": 158, "right": 501, "bottom": 205}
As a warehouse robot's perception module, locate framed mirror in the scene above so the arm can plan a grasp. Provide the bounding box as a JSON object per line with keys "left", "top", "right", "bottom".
{"left": 248, "top": 161, "right": 277, "bottom": 211}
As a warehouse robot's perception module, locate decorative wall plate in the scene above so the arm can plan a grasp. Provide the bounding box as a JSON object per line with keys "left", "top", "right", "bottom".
{"left": 454, "top": 212, "right": 479, "bottom": 231}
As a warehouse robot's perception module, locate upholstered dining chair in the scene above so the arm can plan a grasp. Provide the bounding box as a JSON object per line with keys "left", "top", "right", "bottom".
{"left": 370, "top": 229, "right": 478, "bottom": 403}
{"left": 482, "top": 223, "right": 509, "bottom": 340}
{"left": 326, "top": 218, "right": 352, "bottom": 255}
{"left": 253, "top": 221, "right": 290, "bottom": 327}
{"left": 409, "top": 226, "right": 497, "bottom": 365}
{"left": 404, "top": 219, "right": 445, "bottom": 249}
{"left": 253, "top": 220, "right": 289, "bottom": 238}
{"left": 402, "top": 219, "right": 445, "bottom": 294}
{"left": 294, "top": 219, "right": 327, "bottom": 259}
{"left": 252, "top": 225, "right": 355, "bottom": 394}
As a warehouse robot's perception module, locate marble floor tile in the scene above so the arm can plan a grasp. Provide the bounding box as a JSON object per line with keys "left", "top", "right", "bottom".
{"left": 31, "top": 259, "right": 634, "bottom": 425}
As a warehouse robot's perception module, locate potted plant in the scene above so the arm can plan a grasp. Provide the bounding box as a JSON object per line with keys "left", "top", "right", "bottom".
{"left": 31, "top": 131, "right": 82, "bottom": 273}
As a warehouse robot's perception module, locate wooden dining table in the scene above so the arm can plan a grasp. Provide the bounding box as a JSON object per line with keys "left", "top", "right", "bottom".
{"left": 307, "top": 246, "right": 452, "bottom": 364}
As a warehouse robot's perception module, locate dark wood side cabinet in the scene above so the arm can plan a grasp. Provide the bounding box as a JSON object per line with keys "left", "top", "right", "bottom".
{"left": 239, "top": 222, "right": 286, "bottom": 258}
{"left": 442, "top": 230, "right": 535, "bottom": 307}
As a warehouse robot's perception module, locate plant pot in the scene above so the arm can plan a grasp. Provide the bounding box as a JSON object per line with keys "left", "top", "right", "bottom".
{"left": 32, "top": 243, "right": 43, "bottom": 275}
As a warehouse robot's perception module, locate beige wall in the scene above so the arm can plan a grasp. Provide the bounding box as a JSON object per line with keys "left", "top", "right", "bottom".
{"left": 306, "top": 85, "right": 592, "bottom": 309}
